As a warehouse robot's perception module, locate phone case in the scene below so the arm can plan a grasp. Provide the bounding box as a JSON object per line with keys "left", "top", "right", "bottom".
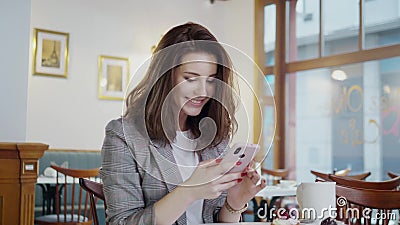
{"left": 223, "top": 143, "right": 260, "bottom": 173}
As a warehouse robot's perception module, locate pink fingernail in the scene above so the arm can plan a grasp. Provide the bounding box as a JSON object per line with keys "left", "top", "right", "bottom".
{"left": 236, "top": 161, "right": 242, "bottom": 166}
{"left": 216, "top": 158, "right": 222, "bottom": 163}
{"left": 237, "top": 178, "right": 243, "bottom": 183}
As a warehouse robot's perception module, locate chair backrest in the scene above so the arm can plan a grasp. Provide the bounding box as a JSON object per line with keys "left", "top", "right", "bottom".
{"left": 79, "top": 178, "right": 107, "bottom": 225}
{"left": 261, "top": 168, "right": 289, "bottom": 185}
{"left": 335, "top": 184, "right": 400, "bottom": 225}
{"left": 261, "top": 168, "right": 289, "bottom": 178}
{"left": 329, "top": 174, "right": 400, "bottom": 190}
{"left": 387, "top": 171, "right": 399, "bottom": 179}
{"left": 311, "top": 170, "right": 371, "bottom": 182}
{"left": 35, "top": 164, "right": 100, "bottom": 225}
{"left": 311, "top": 170, "right": 332, "bottom": 181}
{"left": 334, "top": 168, "right": 351, "bottom": 176}
{"left": 345, "top": 171, "right": 371, "bottom": 180}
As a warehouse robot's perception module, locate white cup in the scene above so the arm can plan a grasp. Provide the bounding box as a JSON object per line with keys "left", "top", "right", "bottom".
{"left": 296, "top": 182, "right": 336, "bottom": 222}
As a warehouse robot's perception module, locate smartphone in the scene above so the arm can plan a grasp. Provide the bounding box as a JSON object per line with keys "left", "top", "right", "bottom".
{"left": 222, "top": 143, "right": 260, "bottom": 173}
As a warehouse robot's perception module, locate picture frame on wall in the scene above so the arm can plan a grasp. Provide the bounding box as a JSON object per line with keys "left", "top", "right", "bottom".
{"left": 98, "top": 55, "right": 130, "bottom": 100}
{"left": 33, "top": 28, "right": 69, "bottom": 78}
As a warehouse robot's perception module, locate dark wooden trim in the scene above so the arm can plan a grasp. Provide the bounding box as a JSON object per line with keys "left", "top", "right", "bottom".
{"left": 264, "top": 66, "right": 274, "bottom": 75}
{"left": 273, "top": 0, "right": 286, "bottom": 169}
{"left": 286, "top": 44, "right": 400, "bottom": 73}
{"left": 253, "top": 0, "right": 267, "bottom": 148}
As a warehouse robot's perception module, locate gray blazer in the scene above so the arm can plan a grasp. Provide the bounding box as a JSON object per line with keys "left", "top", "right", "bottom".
{"left": 100, "top": 118, "right": 228, "bottom": 225}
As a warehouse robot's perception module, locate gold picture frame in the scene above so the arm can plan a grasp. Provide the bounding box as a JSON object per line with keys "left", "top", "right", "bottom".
{"left": 98, "top": 55, "right": 130, "bottom": 100}
{"left": 32, "top": 28, "right": 69, "bottom": 78}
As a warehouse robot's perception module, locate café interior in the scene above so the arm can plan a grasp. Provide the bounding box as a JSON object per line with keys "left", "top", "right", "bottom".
{"left": 1, "top": 0, "right": 399, "bottom": 224}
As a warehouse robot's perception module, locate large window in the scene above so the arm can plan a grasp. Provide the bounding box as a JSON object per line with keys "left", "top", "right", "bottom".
{"left": 293, "top": 58, "right": 400, "bottom": 181}
{"left": 256, "top": 0, "right": 400, "bottom": 181}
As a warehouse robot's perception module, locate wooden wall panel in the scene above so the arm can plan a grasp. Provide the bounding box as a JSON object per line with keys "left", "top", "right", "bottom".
{"left": 0, "top": 143, "right": 48, "bottom": 225}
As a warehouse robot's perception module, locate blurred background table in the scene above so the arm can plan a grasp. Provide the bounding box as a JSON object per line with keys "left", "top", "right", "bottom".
{"left": 204, "top": 223, "right": 270, "bottom": 225}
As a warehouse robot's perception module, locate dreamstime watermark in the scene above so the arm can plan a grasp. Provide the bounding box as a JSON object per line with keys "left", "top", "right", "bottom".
{"left": 255, "top": 204, "right": 337, "bottom": 220}
{"left": 335, "top": 196, "right": 397, "bottom": 221}
{"left": 255, "top": 197, "right": 398, "bottom": 221}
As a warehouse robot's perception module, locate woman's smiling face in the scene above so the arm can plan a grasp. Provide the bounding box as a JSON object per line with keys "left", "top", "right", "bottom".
{"left": 172, "top": 52, "right": 218, "bottom": 130}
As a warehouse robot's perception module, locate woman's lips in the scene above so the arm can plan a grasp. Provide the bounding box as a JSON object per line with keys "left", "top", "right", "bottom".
{"left": 187, "top": 97, "right": 207, "bottom": 106}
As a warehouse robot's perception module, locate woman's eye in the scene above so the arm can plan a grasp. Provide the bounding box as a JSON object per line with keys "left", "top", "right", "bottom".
{"left": 207, "top": 78, "right": 216, "bottom": 83}
{"left": 184, "top": 77, "right": 196, "bottom": 82}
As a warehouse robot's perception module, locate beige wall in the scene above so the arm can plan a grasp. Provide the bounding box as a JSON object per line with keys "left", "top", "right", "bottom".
{"left": 26, "top": 0, "right": 256, "bottom": 149}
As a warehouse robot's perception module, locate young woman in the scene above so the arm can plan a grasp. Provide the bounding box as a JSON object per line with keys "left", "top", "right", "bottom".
{"left": 100, "top": 22, "right": 266, "bottom": 225}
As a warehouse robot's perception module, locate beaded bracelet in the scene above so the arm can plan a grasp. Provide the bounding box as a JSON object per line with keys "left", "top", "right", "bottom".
{"left": 224, "top": 200, "right": 249, "bottom": 214}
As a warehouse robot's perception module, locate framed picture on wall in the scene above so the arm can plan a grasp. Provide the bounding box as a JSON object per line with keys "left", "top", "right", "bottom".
{"left": 98, "top": 55, "right": 130, "bottom": 100}
{"left": 33, "top": 28, "right": 69, "bottom": 78}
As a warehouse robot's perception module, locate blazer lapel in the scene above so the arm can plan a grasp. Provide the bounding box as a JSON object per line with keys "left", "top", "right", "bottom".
{"left": 122, "top": 120, "right": 187, "bottom": 224}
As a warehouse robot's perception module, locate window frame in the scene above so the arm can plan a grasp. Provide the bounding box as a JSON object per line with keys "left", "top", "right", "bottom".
{"left": 254, "top": 0, "right": 400, "bottom": 169}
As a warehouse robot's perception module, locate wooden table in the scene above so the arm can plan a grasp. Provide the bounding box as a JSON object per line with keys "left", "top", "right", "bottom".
{"left": 36, "top": 175, "right": 101, "bottom": 215}
{"left": 36, "top": 175, "right": 74, "bottom": 215}
{"left": 204, "top": 223, "right": 270, "bottom": 225}
{"left": 256, "top": 185, "right": 297, "bottom": 198}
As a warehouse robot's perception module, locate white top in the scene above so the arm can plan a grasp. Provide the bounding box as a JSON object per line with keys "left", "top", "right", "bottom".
{"left": 172, "top": 130, "right": 204, "bottom": 224}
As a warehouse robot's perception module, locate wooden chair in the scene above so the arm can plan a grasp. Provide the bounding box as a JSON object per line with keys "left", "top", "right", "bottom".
{"left": 311, "top": 170, "right": 371, "bottom": 182}
{"left": 79, "top": 178, "right": 107, "bottom": 225}
{"left": 312, "top": 168, "right": 351, "bottom": 179}
{"left": 311, "top": 170, "right": 332, "bottom": 181}
{"left": 261, "top": 168, "right": 289, "bottom": 178}
{"left": 334, "top": 168, "right": 351, "bottom": 176}
{"left": 329, "top": 174, "right": 400, "bottom": 190}
{"left": 35, "top": 164, "right": 100, "bottom": 225}
{"left": 261, "top": 168, "right": 289, "bottom": 185}
{"left": 346, "top": 172, "right": 371, "bottom": 180}
{"left": 388, "top": 171, "right": 399, "bottom": 179}
{"left": 335, "top": 184, "right": 400, "bottom": 225}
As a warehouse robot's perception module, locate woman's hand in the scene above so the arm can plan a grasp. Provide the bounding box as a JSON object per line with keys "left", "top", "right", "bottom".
{"left": 225, "top": 161, "right": 267, "bottom": 209}
{"left": 180, "top": 158, "right": 244, "bottom": 202}
{"left": 155, "top": 158, "right": 241, "bottom": 225}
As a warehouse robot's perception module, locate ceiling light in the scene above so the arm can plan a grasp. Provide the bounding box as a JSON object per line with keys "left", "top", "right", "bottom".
{"left": 383, "top": 85, "right": 391, "bottom": 94}
{"left": 331, "top": 70, "right": 347, "bottom": 81}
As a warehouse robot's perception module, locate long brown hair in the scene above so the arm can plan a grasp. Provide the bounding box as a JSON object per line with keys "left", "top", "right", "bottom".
{"left": 124, "top": 22, "right": 238, "bottom": 147}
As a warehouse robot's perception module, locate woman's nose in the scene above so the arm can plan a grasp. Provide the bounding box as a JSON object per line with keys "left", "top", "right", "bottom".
{"left": 194, "top": 79, "right": 208, "bottom": 96}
